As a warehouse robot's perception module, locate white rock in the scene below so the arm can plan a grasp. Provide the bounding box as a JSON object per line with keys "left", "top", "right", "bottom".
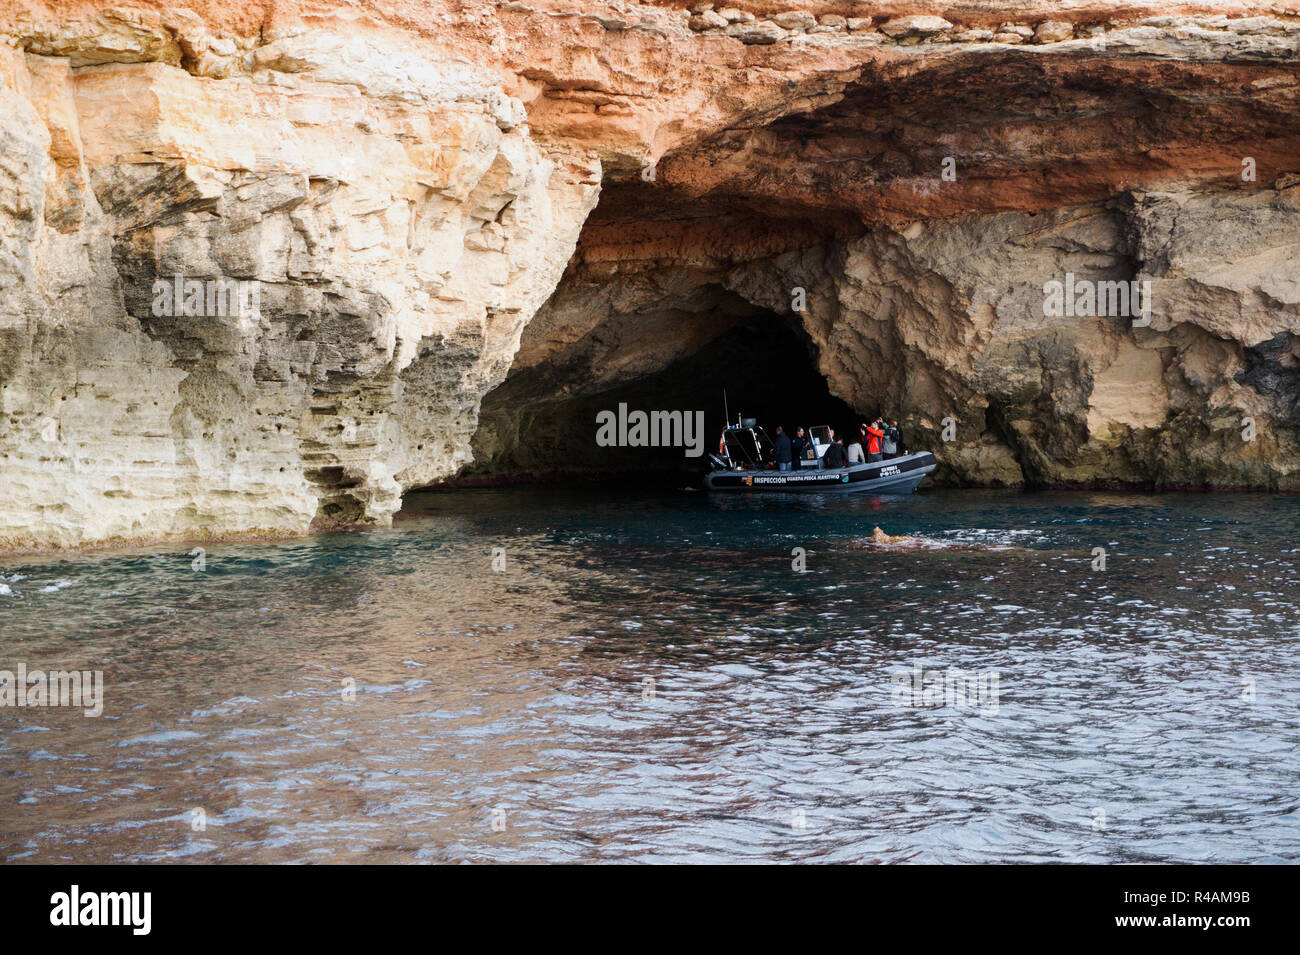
{"left": 997, "top": 23, "right": 1034, "bottom": 39}
{"left": 1035, "top": 21, "right": 1075, "bottom": 43}
{"left": 690, "top": 11, "right": 728, "bottom": 31}
{"left": 725, "top": 21, "right": 787, "bottom": 44}
{"left": 879, "top": 15, "right": 953, "bottom": 39}
{"left": 772, "top": 11, "right": 817, "bottom": 32}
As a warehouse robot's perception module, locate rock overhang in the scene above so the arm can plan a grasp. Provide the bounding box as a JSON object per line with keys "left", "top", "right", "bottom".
{"left": 1, "top": 1, "right": 1298, "bottom": 550}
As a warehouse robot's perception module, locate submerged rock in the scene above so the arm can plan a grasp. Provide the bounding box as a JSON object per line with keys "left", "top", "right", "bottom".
{"left": 870, "top": 526, "right": 915, "bottom": 546}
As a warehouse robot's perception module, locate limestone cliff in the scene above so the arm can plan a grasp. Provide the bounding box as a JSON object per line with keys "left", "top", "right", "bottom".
{"left": 2, "top": 2, "right": 1298, "bottom": 549}
{"left": 0, "top": 4, "right": 600, "bottom": 548}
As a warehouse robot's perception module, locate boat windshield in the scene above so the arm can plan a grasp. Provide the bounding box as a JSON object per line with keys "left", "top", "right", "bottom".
{"left": 808, "top": 425, "right": 832, "bottom": 458}
{"left": 722, "top": 426, "right": 775, "bottom": 468}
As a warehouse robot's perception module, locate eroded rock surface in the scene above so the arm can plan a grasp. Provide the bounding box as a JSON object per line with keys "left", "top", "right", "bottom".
{"left": 2, "top": 2, "right": 1299, "bottom": 548}
{"left": 0, "top": 10, "right": 599, "bottom": 548}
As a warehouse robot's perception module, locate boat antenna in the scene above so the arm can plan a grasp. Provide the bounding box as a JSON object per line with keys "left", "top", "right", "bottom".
{"left": 723, "top": 389, "right": 729, "bottom": 429}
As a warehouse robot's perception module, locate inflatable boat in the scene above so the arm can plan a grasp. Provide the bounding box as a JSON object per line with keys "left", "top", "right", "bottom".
{"left": 704, "top": 421, "right": 937, "bottom": 494}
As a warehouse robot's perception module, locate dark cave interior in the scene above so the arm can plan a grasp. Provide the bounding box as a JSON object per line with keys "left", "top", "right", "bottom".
{"left": 459, "top": 310, "right": 863, "bottom": 486}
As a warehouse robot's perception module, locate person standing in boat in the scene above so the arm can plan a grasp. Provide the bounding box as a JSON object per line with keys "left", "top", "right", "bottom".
{"left": 791, "top": 427, "right": 809, "bottom": 466}
{"left": 881, "top": 419, "right": 899, "bottom": 459}
{"left": 863, "top": 419, "right": 885, "bottom": 462}
{"left": 773, "top": 425, "right": 793, "bottom": 472}
{"left": 823, "top": 435, "right": 848, "bottom": 469}
{"left": 889, "top": 419, "right": 907, "bottom": 456}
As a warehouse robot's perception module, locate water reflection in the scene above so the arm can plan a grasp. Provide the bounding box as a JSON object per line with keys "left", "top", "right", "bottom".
{"left": 1, "top": 489, "right": 1298, "bottom": 862}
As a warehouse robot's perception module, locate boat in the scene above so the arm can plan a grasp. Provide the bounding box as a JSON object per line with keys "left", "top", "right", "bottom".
{"left": 704, "top": 420, "right": 937, "bottom": 494}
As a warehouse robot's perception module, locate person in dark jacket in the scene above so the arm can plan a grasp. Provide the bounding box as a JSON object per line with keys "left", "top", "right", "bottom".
{"left": 889, "top": 419, "right": 906, "bottom": 456}
{"left": 823, "top": 436, "right": 848, "bottom": 469}
{"left": 881, "top": 420, "right": 899, "bottom": 459}
{"left": 790, "top": 427, "right": 808, "bottom": 466}
{"left": 773, "top": 425, "right": 793, "bottom": 471}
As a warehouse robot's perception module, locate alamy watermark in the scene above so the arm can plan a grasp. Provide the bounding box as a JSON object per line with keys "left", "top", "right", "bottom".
{"left": 1043, "top": 272, "right": 1151, "bottom": 326}
{"left": 151, "top": 274, "right": 261, "bottom": 320}
{"left": 595, "top": 403, "right": 706, "bottom": 457}
{"left": 49, "top": 886, "right": 150, "bottom": 935}
{"left": 1, "top": 663, "right": 103, "bottom": 717}
{"left": 892, "top": 663, "right": 1000, "bottom": 716}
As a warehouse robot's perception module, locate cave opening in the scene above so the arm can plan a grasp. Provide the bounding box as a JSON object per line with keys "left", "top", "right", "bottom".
{"left": 458, "top": 306, "right": 858, "bottom": 487}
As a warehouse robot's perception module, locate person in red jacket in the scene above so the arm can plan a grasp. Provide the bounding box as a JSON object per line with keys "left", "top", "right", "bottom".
{"left": 862, "top": 419, "right": 885, "bottom": 462}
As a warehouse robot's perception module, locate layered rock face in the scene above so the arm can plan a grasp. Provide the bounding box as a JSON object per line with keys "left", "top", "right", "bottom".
{"left": 488, "top": 185, "right": 1299, "bottom": 488}
{"left": 2, "top": 2, "right": 1299, "bottom": 548}
{"left": 473, "top": 3, "right": 1300, "bottom": 489}
{"left": 0, "top": 6, "right": 598, "bottom": 548}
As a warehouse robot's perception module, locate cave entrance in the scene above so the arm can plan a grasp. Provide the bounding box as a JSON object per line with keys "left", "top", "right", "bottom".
{"left": 461, "top": 306, "right": 857, "bottom": 486}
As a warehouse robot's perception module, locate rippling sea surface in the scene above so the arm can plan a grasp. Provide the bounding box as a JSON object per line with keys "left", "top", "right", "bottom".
{"left": 2, "top": 488, "right": 1298, "bottom": 863}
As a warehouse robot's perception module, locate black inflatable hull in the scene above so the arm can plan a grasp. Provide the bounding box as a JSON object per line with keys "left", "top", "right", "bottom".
{"left": 704, "top": 452, "right": 937, "bottom": 494}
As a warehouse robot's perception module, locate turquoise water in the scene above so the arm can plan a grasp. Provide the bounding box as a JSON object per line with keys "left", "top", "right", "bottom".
{"left": 2, "top": 488, "right": 1298, "bottom": 862}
